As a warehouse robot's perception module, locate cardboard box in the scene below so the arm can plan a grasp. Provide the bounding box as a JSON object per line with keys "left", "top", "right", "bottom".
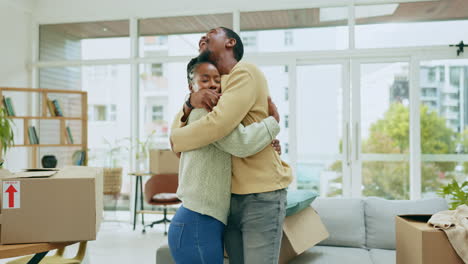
{"left": 280, "top": 207, "right": 329, "bottom": 264}
{"left": 396, "top": 215, "right": 464, "bottom": 264}
{"left": 149, "top": 149, "right": 179, "bottom": 174}
{"left": 0, "top": 166, "right": 103, "bottom": 244}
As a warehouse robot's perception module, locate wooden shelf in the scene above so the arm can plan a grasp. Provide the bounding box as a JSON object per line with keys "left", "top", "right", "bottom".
{"left": 9, "top": 116, "right": 84, "bottom": 120}
{"left": 0, "top": 87, "right": 86, "bottom": 94}
{"left": 14, "top": 144, "right": 84, "bottom": 147}
{"left": 0, "top": 87, "right": 88, "bottom": 168}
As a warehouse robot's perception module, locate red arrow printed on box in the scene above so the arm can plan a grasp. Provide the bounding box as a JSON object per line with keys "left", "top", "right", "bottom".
{"left": 5, "top": 185, "right": 17, "bottom": 208}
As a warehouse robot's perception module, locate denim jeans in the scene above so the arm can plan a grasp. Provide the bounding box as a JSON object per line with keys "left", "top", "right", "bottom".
{"left": 225, "top": 189, "right": 287, "bottom": 264}
{"left": 168, "top": 206, "right": 225, "bottom": 264}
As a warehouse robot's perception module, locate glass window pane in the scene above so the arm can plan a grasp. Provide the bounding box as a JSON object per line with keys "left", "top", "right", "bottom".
{"left": 40, "top": 20, "right": 130, "bottom": 61}
{"left": 360, "top": 62, "right": 410, "bottom": 199}
{"left": 139, "top": 62, "right": 187, "bottom": 149}
{"left": 297, "top": 64, "right": 343, "bottom": 196}
{"left": 259, "top": 65, "right": 289, "bottom": 161}
{"left": 39, "top": 65, "right": 132, "bottom": 210}
{"left": 241, "top": 7, "right": 348, "bottom": 52}
{"left": 139, "top": 14, "right": 233, "bottom": 57}
{"left": 363, "top": 161, "right": 410, "bottom": 199}
{"left": 420, "top": 59, "right": 468, "bottom": 198}
{"left": 356, "top": 1, "right": 468, "bottom": 49}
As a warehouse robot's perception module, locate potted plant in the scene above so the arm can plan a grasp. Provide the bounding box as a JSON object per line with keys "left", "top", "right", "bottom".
{"left": 124, "top": 130, "right": 157, "bottom": 172}
{"left": 0, "top": 107, "right": 15, "bottom": 168}
{"left": 438, "top": 179, "right": 468, "bottom": 210}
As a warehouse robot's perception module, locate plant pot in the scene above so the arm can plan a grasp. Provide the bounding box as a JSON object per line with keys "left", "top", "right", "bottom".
{"left": 41, "top": 155, "right": 57, "bottom": 168}
{"left": 103, "top": 167, "right": 123, "bottom": 195}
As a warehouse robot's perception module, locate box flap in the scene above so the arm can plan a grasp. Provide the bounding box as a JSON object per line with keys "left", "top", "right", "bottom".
{"left": 397, "top": 215, "right": 440, "bottom": 233}
{"left": 283, "top": 206, "right": 329, "bottom": 254}
{"left": 12, "top": 171, "right": 57, "bottom": 178}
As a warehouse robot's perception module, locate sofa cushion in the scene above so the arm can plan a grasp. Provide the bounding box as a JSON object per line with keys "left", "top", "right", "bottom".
{"left": 365, "top": 197, "right": 448, "bottom": 250}
{"left": 369, "top": 249, "right": 396, "bottom": 264}
{"left": 156, "top": 244, "right": 174, "bottom": 264}
{"left": 289, "top": 246, "right": 373, "bottom": 264}
{"left": 286, "top": 190, "right": 319, "bottom": 216}
{"left": 312, "top": 198, "right": 366, "bottom": 247}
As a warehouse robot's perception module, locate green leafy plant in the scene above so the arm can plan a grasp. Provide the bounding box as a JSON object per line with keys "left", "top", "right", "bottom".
{"left": 124, "top": 130, "right": 157, "bottom": 161}
{"left": 0, "top": 108, "right": 15, "bottom": 167}
{"left": 103, "top": 138, "right": 126, "bottom": 168}
{"left": 437, "top": 180, "right": 468, "bottom": 210}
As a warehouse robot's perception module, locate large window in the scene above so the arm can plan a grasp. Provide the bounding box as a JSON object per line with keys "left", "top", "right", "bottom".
{"left": 297, "top": 64, "right": 344, "bottom": 196}
{"left": 420, "top": 59, "right": 468, "bottom": 198}
{"left": 359, "top": 62, "right": 410, "bottom": 199}
{"left": 138, "top": 62, "right": 187, "bottom": 149}
{"left": 33, "top": 2, "right": 468, "bottom": 203}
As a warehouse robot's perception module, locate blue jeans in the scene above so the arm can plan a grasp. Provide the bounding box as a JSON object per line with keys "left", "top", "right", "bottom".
{"left": 168, "top": 206, "right": 225, "bottom": 264}
{"left": 225, "top": 189, "right": 287, "bottom": 264}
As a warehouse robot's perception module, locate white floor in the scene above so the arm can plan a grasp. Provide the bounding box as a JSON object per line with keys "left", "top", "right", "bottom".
{"left": 0, "top": 211, "right": 169, "bottom": 264}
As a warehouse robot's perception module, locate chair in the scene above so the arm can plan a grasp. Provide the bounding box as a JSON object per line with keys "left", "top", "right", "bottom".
{"left": 143, "top": 174, "right": 181, "bottom": 235}
{"left": 7, "top": 242, "right": 87, "bottom": 264}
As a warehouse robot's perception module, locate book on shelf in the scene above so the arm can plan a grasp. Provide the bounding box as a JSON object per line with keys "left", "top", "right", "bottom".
{"left": 2, "top": 96, "right": 15, "bottom": 116}
{"left": 65, "top": 126, "right": 74, "bottom": 144}
{"left": 47, "top": 99, "right": 56, "bottom": 117}
{"left": 28, "top": 127, "right": 36, "bottom": 144}
{"left": 52, "top": 99, "right": 63, "bottom": 117}
{"left": 1, "top": 96, "right": 8, "bottom": 115}
{"left": 72, "top": 150, "right": 86, "bottom": 166}
{"left": 28, "top": 126, "right": 39, "bottom": 144}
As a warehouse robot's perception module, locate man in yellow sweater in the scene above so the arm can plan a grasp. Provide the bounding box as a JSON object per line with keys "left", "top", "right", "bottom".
{"left": 171, "top": 27, "right": 293, "bottom": 264}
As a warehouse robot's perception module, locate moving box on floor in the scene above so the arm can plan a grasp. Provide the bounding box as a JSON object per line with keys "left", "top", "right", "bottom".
{"left": 0, "top": 166, "right": 103, "bottom": 244}
{"left": 396, "top": 215, "right": 464, "bottom": 264}
{"left": 280, "top": 206, "right": 329, "bottom": 264}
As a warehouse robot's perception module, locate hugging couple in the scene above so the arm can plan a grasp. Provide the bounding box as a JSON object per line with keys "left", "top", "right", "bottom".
{"left": 169, "top": 27, "right": 293, "bottom": 264}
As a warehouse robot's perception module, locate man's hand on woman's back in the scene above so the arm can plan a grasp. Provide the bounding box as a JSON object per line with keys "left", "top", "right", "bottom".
{"left": 268, "top": 96, "right": 280, "bottom": 123}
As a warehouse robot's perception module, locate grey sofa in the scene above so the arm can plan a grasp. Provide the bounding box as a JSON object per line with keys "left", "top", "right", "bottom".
{"left": 156, "top": 197, "right": 448, "bottom": 264}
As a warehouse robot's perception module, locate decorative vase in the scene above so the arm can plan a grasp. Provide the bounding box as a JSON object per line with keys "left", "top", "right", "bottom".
{"left": 41, "top": 155, "right": 57, "bottom": 168}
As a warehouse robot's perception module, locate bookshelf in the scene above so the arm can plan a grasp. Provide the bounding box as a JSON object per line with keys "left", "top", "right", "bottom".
{"left": 0, "top": 87, "right": 88, "bottom": 168}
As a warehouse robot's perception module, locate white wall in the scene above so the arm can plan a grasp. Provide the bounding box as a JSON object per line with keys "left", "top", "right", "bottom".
{"left": 0, "top": 0, "right": 33, "bottom": 170}
{"left": 0, "top": 0, "right": 32, "bottom": 87}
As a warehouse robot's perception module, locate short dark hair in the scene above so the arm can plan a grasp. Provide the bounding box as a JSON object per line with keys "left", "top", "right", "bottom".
{"left": 220, "top": 27, "right": 244, "bottom": 61}
{"left": 186, "top": 55, "right": 214, "bottom": 85}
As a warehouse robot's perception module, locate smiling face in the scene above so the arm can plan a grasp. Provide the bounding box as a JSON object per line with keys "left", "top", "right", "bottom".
{"left": 198, "top": 27, "right": 236, "bottom": 63}
{"left": 189, "top": 62, "right": 221, "bottom": 93}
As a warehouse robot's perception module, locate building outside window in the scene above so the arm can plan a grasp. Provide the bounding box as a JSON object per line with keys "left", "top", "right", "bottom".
{"left": 151, "top": 63, "right": 163, "bottom": 77}
{"left": 284, "top": 31, "right": 293, "bottom": 46}
{"left": 94, "top": 105, "right": 107, "bottom": 121}
{"left": 109, "top": 105, "right": 117, "bottom": 121}
{"left": 151, "top": 105, "right": 164, "bottom": 122}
